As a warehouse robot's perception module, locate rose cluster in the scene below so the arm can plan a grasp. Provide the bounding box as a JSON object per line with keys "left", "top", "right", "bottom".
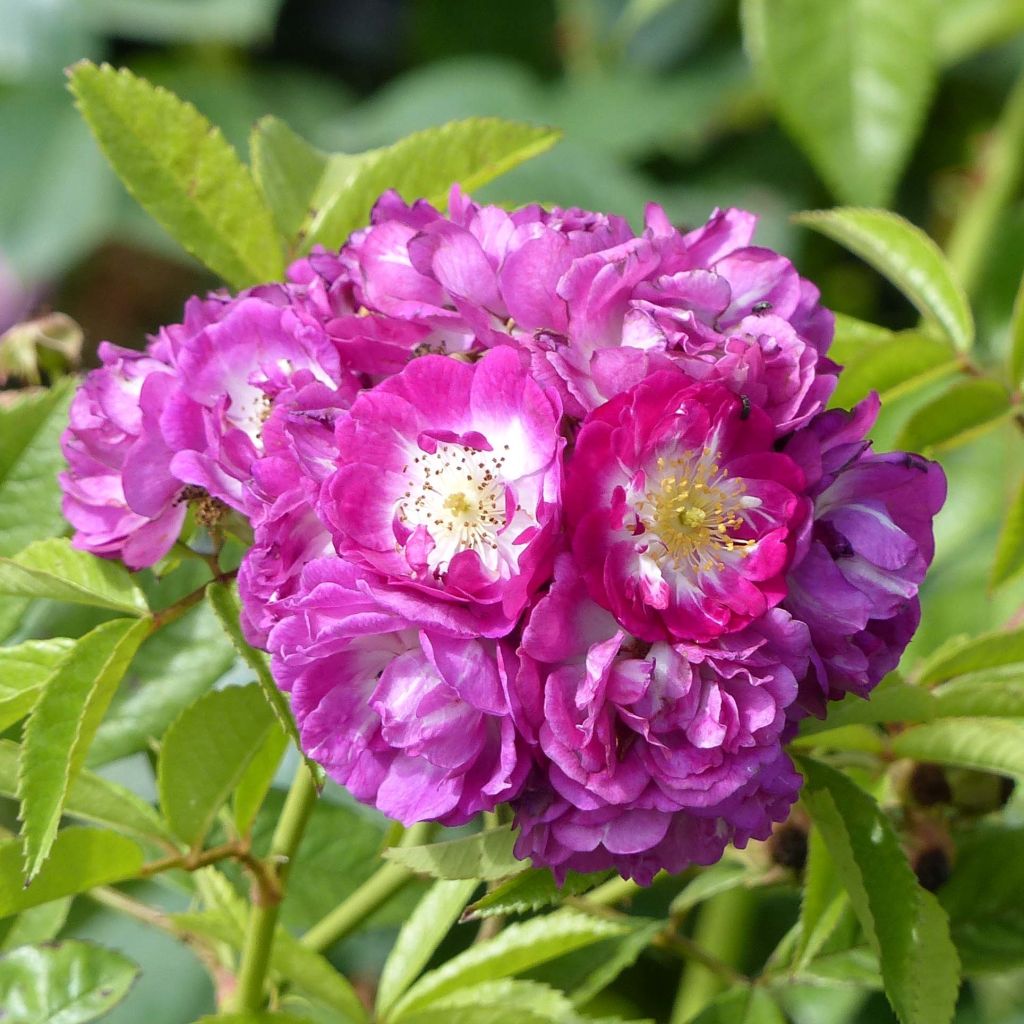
{"left": 61, "top": 189, "right": 945, "bottom": 882}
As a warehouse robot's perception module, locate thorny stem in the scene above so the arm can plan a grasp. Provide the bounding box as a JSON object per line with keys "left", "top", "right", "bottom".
{"left": 300, "top": 821, "right": 436, "bottom": 953}
{"left": 139, "top": 839, "right": 248, "bottom": 878}
{"left": 149, "top": 569, "right": 237, "bottom": 633}
{"left": 230, "top": 763, "right": 320, "bottom": 1012}
{"left": 669, "top": 886, "right": 754, "bottom": 1024}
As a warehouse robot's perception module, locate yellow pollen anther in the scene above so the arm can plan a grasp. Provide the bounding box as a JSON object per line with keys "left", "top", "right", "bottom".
{"left": 637, "top": 451, "right": 754, "bottom": 574}
{"left": 680, "top": 507, "right": 706, "bottom": 528}
{"left": 444, "top": 492, "right": 473, "bottom": 517}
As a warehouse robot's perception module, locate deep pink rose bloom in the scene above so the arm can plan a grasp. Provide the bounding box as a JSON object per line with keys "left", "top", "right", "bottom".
{"left": 60, "top": 341, "right": 185, "bottom": 569}
{"left": 780, "top": 395, "right": 947, "bottom": 714}
{"left": 269, "top": 558, "right": 528, "bottom": 825}
{"left": 509, "top": 557, "right": 806, "bottom": 882}
{"left": 319, "top": 346, "right": 564, "bottom": 637}
{"left": 566, "top": 370, "right": 809, "bottom": 643}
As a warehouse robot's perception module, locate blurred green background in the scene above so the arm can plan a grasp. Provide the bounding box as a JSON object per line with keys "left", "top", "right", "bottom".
{"left": 3, "top": 1, "right": 1024, "bottom": 1021}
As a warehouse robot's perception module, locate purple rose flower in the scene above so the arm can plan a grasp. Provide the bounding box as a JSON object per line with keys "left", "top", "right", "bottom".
{"left": 565, "top": 370, "right": 809, "bottom": 643}
{"left": 60, "top": 342, "right": 185, "bottom": 569}
{"left": 509, "top": 557, "right": 807, "bottom": 883}
{"left": 780, "top": 395, "right": 946, "bottom": 714}
{"left": 269, "top": 557, "right": 528, "bottom": 825}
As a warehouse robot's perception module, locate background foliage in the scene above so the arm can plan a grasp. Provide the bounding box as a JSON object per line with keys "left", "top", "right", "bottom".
{"left": 3, "top": 1, "right": 1024, "bottom": 1023}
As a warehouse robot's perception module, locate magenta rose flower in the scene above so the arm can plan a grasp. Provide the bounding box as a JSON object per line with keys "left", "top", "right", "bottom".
{"left": 566, "top": 370, "right": 809, "bottom": 643}
{"left": 319, "top": 345, "right": 564, "bottom": 636}
{"left": 336, "top": 187, "right": 634, "bottom": 356}
{"left": 542, "top": 203, "right": 838, "bottom": 425}
{"left": 143, "top": 290, "right": 354, "bottom": 513}
{"left": 509, "top": 557, "right": 807, "bottom": 883}
{"left": 269, "top": 558, "right": 528, "bottom": 825}
{"left": 60, "top": 341, "right": 185, "bottom": 569}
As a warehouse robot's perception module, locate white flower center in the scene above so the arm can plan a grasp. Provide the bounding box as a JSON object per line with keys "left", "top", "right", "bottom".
{"left": 397, "top": 440, "right": 518, "bottom": 576}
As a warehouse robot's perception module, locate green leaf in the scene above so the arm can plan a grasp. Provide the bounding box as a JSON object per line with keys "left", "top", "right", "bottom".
{"left": 692, "top": 986, "right": 788, "bottom": 1024}
{"left": 917, "top": 627, "right": 1024, "bottom": 683}
{"left": 18, "top": 617, "right": 150, "bottom": 879}
{"left": 798, "top": 674, "right": 936, "bottom": 735}
{"left": 232, "top": 726, "right": 287, "bottom": 837}
{"left": 0, "top": 739, "right": 172, "bottom": 847}
{"left": 796, "top": 756, "right": 960, "bottom": 1024}
{"left": 937, "top": 0, "right": 1024, "bottom": 64}
{"left": 829, "top": 334, "right": 959, "bottom": 409}
{"left": 0, "top": 828, "right": 144, "bottom": 918}
{"left": 416, "top": 979, "right": 576, "bottom": 1020}
{"left": 0, "top": 638, "right": 74, "bottom": 733}
{"left": 0, "top": 898, "right": 71, "bottom": 952}
{"left": 789, "top": 948, "right": 882, "bottom": 989}
{"left": 789, "top": 723, "right": 886, "bottom": 755}
{"left": 669, "top": 861, "right": 753, "bottom": 918}
{"left": 565, "top": 918, "right": 662, "bottom": 1007}
{"left": 249, "top": 116, "right": 330, "bottom": 242}
{"left": 939, "top": 826, "right": 1024, "bottom": 971}
{"left": 992, "top": 476, "right": 1024, "bottom": 588}
{"left": 89, "top": 601, "right": 236, "bottom": 766}
{"left": 742, "top": 0, "right": 936, "bottom": 207}
{"left": 794, "top": 208, "right": 974, "bottom": 351}
{"left": 931, "top": 675, "right": 1024, "bottom": 717}
{"left": 206, "top": 581, "right": 304, "bottom": 756}
{"left": 831, "top": 312, "right": 902, "bottom": 353}
{"left": 794, "top": 826, "right": 848, "bottom": 971}
{"left": 465, "top": 869, "right": 612, "bottom": 921}
{"left": 0, "top": 939, "right": 139, "bottom": 1023}
{"left": 889, "top": 718, "right": 1024, "bottom": 777}
{"left": 251, "top": 115, "right": 561, "bottom": 253}
{"left": 67, "top": 61, "right": 283, "bottom": 287}
{"left": 377, "top": 879, "right": 478, "bottom": 1016}
{"left": 383, "top": 825, "right": 526, "bottom": 881}
{"left": 0, "top": 380, "right": 74, "bottom": 560}
{"left": 158, "top": 683, "right": 279, "bottom": 849}
{"left": 896, "top": 377, "right": 1011, "bottom": 453}
{"left": 396, "top": 1009, "right": 550, "bottom": 1024}
{"left": 389, "top": 910, "right": 630, "bottom": 1019}
{"left": 0, "top": 538, "right": 149, "bottom": 616}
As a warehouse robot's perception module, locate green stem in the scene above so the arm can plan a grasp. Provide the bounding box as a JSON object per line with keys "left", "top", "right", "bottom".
{"left": 945, "top": 69, "right": 1024, "bottom": 297}
{"left": 586, "top": 875, "right": 643, "bottom": 906}
{"left": 300, "top": 821, "right": 434, "bottom": 953}
{"left": 669, "top": 885, "right": 753, "bottom": 1024}
{"left": 230, "top": 763, "right": 319, "bottom": 1012}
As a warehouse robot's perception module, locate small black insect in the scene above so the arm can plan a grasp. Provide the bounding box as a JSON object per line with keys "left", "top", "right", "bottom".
{"left": 739, "top": 394, "right": 751, "bottom": 420}
{"left": 752, "top": 300, "right": 773, "bottom": 314}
